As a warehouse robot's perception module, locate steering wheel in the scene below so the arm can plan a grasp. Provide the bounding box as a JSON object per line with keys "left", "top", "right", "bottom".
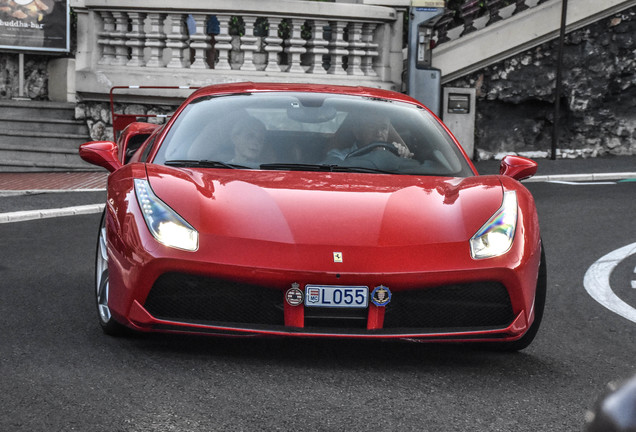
{"left": 345, "top": 142, "right": 399, "bottom": 159}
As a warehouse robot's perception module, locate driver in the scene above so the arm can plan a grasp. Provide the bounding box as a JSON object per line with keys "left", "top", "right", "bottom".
{"left": 327, "top": 112, "right": 413, "bottom": 160}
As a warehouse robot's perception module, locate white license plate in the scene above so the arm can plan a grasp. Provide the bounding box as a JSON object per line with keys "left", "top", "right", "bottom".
{"left": 304, "top": 285, "right": 368, "bottom": 308}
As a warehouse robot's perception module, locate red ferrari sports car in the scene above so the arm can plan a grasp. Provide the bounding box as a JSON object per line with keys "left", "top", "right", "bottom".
{"left": 80, "top": 82, "right": 545, "bottom": 350}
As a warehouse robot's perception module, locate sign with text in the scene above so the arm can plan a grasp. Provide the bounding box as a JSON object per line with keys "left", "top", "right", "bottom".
{"left": 0, "top": 0, "right": 69, "bottom": 53}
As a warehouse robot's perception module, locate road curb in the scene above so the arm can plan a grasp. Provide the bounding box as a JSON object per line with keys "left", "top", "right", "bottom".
{"left": 525, "top": 172, "right": 636, "bottom": 183}
{"left": 0, "top": 203, "right": 105, "bottom": 224}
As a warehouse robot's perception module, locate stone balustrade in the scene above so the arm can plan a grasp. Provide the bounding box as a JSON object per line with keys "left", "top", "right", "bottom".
{"left": 435, "top": 0, "right": 553, "bottom": 46}
{"left": 70, "top": 0, "right": 406, "bottom": 101}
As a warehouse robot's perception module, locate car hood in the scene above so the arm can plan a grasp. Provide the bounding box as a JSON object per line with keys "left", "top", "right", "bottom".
{"left": 146, "top": 165, "right": 504, "bottom": 247}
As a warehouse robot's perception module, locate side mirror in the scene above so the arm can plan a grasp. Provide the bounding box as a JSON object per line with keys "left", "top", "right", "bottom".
{"left": 79, "top": 141, "right": 122, "bottom": 173}
{"left": 500, "top": 155, "right": 538, "bottom": 181}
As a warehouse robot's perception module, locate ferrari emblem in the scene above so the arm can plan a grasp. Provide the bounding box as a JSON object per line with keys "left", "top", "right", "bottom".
{"left": 333, "top": 252, "right": 343, "bottom": 263}
{"left": 371, "top": 285, "right": 392, "bottom": 307}
{"left": 286, "top": 283, "right": 303, "bottom": 306}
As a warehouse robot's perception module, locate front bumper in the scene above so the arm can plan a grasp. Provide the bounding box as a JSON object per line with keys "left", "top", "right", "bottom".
{"left": 116, "top": 269, "right": 534, "bottom": 343}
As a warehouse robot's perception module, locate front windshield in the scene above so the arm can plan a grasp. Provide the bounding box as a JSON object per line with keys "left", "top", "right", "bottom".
{"left": 153, "top": 92, "right": 473, "bottom": 177}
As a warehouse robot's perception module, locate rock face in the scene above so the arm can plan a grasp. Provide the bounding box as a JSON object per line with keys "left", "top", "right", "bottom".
{"left": 449, "top": 8, "right": 636, "bottom": 159}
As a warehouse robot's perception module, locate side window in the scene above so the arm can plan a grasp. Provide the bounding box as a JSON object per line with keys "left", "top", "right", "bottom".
{"left": 124, "top": 134, "right": 151, "bottom": 163}
{"left": 140, "top": 135, "right": 157, "bottom": 162}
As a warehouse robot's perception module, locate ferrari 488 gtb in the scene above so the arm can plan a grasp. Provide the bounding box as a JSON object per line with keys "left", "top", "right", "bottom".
{"left": 80, "top": 82, "right": 545, "bottom": 351}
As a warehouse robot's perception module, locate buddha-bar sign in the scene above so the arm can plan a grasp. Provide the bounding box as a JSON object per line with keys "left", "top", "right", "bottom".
{"left": 411, "top": 0, "right": 445, "bottom": 7}
{"left": 0, "top": 0, "right": 69, "bottom": 53}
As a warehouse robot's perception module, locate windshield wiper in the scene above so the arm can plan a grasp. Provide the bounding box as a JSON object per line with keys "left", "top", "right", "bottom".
{"left": 260, "top": 163, "right": 393, "bottom": 174}
{"left": 260, "top": 163, "right": 337, "bottom": 172}
{"left": 164, "top": 160, "right": 250, "bottom": 169}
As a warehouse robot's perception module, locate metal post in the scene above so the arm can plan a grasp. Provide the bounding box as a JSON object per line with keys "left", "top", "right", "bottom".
{"left": 551, "top": 0, "right": 568, "bottom": 160}
{"left": 18, "top": 53, "right": 25, "bottom": 99}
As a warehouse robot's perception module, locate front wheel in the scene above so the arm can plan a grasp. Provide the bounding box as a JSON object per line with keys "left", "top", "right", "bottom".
{"left": 95, "top": 210, "right": 127, "bottom": 336}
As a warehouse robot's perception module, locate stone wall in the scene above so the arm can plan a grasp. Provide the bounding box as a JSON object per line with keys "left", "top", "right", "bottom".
{"left": 0, "top": 54, "right": 50, "bottom": 100}
{"left": 75, "top": 102, "right": 173, "bottom": 142}
{"left": 449, "top": 7, "right": 636, "bottom": 160}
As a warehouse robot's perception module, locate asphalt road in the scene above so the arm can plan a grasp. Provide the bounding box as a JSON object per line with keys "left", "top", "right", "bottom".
{"left": 1, "top": 181, "right": 635, "bottom": 432}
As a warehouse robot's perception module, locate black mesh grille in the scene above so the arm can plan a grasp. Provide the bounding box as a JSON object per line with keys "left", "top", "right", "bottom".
{"left": 144, "top": 274, "right": 514, "bottom": 333}
{"left": 304, "top": 307, "right": 368, "bottom": 329}
{"left": 144, "top": 273, "right": 284, "bottom": 326}
{"left": 384, "top": 282, "right": 514, "bottom": 329}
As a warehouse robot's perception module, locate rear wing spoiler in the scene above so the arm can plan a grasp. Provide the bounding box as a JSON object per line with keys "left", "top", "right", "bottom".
{"left": 110, "top": 86, "right": 200, "bottom": 139}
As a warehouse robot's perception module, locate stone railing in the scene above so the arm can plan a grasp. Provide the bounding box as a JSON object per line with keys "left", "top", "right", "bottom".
{"left": 435, "top": 0, "right": 553, "bottom": 45}
{"left": 433, "top": 0, "right": 633, "bottom": 82}
{"left": 70, "top": 0, "right": 406, "bottom": 101}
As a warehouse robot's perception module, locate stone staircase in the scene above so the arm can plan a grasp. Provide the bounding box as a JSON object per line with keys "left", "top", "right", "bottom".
{"left": 433, "top": 0, "right": 636, "bottom": 83}
{"left": 0, "top": 100, "right": 93, "bottom": 172}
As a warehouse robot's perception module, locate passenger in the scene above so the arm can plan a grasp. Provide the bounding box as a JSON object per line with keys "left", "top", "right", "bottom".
{"left": 228, "top": 117, "right": 267, "bottom": 168}
{"left": 327, "top": 112, "right": 413, "bottom": 160}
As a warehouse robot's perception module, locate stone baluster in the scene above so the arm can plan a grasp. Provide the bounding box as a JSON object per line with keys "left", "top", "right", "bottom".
{"left": 145, "top": 13, "right": 167, "bottom": 68}
{"left": 284, "top": 18, "right": 307, "bottom": 73}
{"left": 166, "top": 14, "right": 190, "bottom": 69}
{"left": 189, "top": 14, "right": 210, "bottom": 69}
{"left": 514, "top": 0, "right": 529, "bottom": 14}
{"left": 110, "top": 11, "right": 128, "bottom": 66}
{"left": 239, "top": 16, "right": 259, "bottom": 71}
{"left": 97, "top": 11, "right": 115, "bottom": 65}
{"left": 460, "top": 0, "right": 481, "bottom": 36}
{"left": 346, "top": 22, "right": 365, "bottom": 76}
{"left": 126, "top": 12, "right": 146, "bottom": 67}
{"left": 214, "top": 15, "right": 233, "bottom": 71}
{"left": 485, "top": 0, "right": 504, "bottom": 25}
{"left": 305, "top": 20, "right": 329, "bottom": 74}
{"left": 264, "top": 18, "right": 284, "bottom": 72}
{"left": 361, "top": 22, "right": 378, "bottom": 77}
{"left": 328, "top": 21, "right": 348, "bottom": 75}
{"left": 435, "top": 9, "right": 456, "bottom": 45}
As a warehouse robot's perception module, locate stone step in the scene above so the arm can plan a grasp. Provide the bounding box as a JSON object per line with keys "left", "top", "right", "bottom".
{"left": 0, "top": 130, "right": 89, "bottom": 150}
{"left": 0, "top": 117, "right": 89, "bottom": 135}
{"left": 0, "top": 99, "right": 93, "bottom": 171}
{"left": 0, "top": 147, "right": 95, "bottom": 171}
{"left": 0, "top": 100, "right": 76, "bottom": 121}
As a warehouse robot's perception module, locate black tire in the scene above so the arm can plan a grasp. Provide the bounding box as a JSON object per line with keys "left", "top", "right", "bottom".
{"left": 95, "top": 210, "right": 128, "bottom": 336}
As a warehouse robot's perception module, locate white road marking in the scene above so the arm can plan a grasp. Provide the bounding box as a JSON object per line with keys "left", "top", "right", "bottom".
{"left": 584, "top": 243, "right": 636, "bottom": 324}
{"left": 525, "top": 172, "right": 636, "bottom": 183}
{"left": 0, "top": 204, "right": 105, "bottom": 224}
{"left": 547, "top": 180, "right": 617, "bottom": 185}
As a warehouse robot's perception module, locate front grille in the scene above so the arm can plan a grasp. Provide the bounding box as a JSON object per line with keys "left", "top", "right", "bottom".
{"left": 383, "top": 282, "right": 514, "bottom": 329}
{"left": 144, "top": 274, "right": 513, "bottom": 334}
{"left": 144, "top": 273, "right": 284, "bottom": 326}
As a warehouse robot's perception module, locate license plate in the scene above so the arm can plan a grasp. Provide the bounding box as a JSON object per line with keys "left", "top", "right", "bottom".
{"left": 304, "top": 285, "right": 368, "bottom": 308}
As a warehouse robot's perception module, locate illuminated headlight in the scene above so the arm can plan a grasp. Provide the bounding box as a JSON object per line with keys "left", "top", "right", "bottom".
{"left": 134, "top": 179, "right": 199, "bottom": 251}
{"left": 470, "top": 191, "right": 517, "bottom": 259}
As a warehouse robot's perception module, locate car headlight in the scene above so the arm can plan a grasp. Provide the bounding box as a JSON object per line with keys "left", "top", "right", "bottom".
{"left": 470, "top": 191, "right": 517, "bottom": 259}
{"left": 134, "top": 179, "right": 199, "bottom": 251}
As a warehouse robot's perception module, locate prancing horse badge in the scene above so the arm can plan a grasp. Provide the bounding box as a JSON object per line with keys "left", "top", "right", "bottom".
{"left": 333, "top": 252, "right": 343, "bottom": 263}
